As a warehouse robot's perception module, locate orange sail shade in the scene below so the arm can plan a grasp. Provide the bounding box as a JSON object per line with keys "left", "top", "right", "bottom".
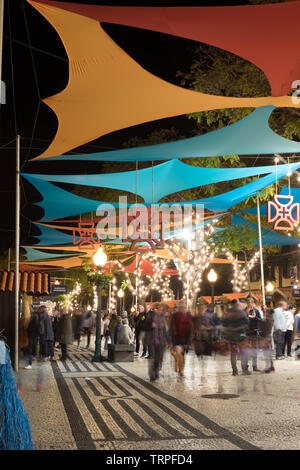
{"left": 33, "top": 0, "right": 300, "bottom": 97}
{"left": 28, "top": 1, "right": 300, "bottom": 160}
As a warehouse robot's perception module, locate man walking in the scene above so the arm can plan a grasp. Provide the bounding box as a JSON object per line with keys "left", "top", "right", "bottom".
{"left": 134, "top": 305, "right": 146, "bottom": 357}
{"left": 273, "top": 301, "right": 287, "bottom": 360}
{"left": 283, "top": 304, "right": 295, "bottom": 357}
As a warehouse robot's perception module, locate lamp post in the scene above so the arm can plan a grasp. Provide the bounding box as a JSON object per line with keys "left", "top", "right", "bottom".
{"left": 92, "top": 246, "right": 107, "bottom": 362}
{"left": 117, "top": 288, "right": 124, "bottom": 315}
{"left": 181, "top": 229, "right": 192, "bottom": 311}
{"left": 207, "top": 268, "right": 217, "bottom": 309}
{"left": 266, "top": 281, "right": 274, "bottom": 306}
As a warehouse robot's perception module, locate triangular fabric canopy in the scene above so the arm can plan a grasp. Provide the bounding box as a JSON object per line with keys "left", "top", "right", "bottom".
{"left": 22, "top": 160, "right": 297, "bottom": 204}
{"left": 32, "top": 223, "right": 78, "bottom": 245}
{"left": 46, "top": 106, "right": 300, "bottom": 162}
{"left": 24, "top": 162, "right": 300, "bottom": 221}
{"left": 21, "top": 256, "right": 88, "bottom": 269}
{"left": 35, "top": 0, "right": 300, "bottom": 97}
{"left": 232, "top": 214, "right": 300, "bottom": 246}
{"left": 28, "top": 1, "right": 300, "bottom": 160}
{"left": 22, "top": 246, "right": 78, "bottom": 261}
{"left": 24, "top": 174, "right": 105, "bottom": 221}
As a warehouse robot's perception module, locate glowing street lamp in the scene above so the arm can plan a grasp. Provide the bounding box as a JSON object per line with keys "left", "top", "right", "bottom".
{"left": 266, "top": 281, "right": 274, "bottom": 293}
{"left": 93, "top": 246, "right": 107, "bottom": 267}
{"left": 117, "top": 288, "right": 124, "bottom": 315}
{"left": 92, "top": 246, "right": 107, "bottom": 362}
{"left": 207, "top": 268, "right": 217, "bottom": 308}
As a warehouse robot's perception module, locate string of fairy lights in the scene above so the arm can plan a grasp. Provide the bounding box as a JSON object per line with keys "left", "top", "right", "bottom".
{"left": 167, "top": 221, "right": 217, "bottom": 308}
{"left": 57, "top": 219, "right": 264, "bottom": 311}
{"left": 114, "top": 254, "right": 174, "bottom": 304}
{"left": 221, "top": 247, "right": 260, "bottom": 292}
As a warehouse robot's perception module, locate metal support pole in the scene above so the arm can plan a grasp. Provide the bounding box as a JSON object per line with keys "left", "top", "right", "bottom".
{"left": 211, "top": 283, "right": 215, "bottom": 309}
{"left": 257, "top": 193, "right": 266, "bottom": 307}
{"left": 0, "top": 0, "right": 4, "bottom": 84}
{"left": 108, "top": 280, "right": 111, "bottom": 313}
{"left": 15, "top": 135, "right": 20, "bottom": 371}
{"left": 92, "top": 281, "right": 104, "bottom": 362}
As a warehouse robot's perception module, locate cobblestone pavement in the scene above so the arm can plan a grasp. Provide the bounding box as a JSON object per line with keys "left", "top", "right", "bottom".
{"left": 19, "top": 344, "right": 300, "bottom": 450}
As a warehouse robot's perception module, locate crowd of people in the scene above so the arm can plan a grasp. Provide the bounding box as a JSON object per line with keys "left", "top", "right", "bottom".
{"left": 20, "top": 297, "right": 300, "bottom": 384}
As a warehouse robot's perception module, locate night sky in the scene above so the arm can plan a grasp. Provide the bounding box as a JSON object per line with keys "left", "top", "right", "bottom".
{"left": 0, "top": 0, "right": 278, "bottom": 256}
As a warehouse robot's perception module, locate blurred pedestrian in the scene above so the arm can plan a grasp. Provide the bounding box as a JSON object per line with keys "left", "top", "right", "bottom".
{"left": 193, "top": 305, "right": 219, "bottom": 357}
{"left": 140, "top": 304, "right": 153, "bottom": 359}
{"left": 38, "top": 306, "right": 55, "bottom": 361}
{"left": 81, "top": 307, "right": 96, "bottom": 349}
{"left": 170, "top": 301, "right": 192, "bottom": 376}
{"left": 283, "top": 304, "right": 295, "bottom": 357}
{"left": 273, "top": 301, "right": 288, "bottom": 360}
{"left": 220, "top": 299, "right": 250, "bottom": 376}
{"left": 260, "top": 307, "right": 275, "bottom": 373}
{"left": 56, "top": 308, "right": 73, "bottom": 360}
{"left": 108, "top": 311, "right": 118, "bottom": 345}
{"left": 148, "top": 303, "right": 168, "bottom": 382}
{"left": 244, "top": 297, "right": 263, "bottom": 372}
{"left": 24, "top": 308, "right": 40, "bottom": 369}
{"left": 134, "top": 305, "right": 147, "bottom": 357}
{"left": 72, "top": 309, "right": 83, "bottom": 348}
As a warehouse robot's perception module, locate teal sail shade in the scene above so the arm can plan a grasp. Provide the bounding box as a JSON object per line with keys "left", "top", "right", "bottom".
{"left": 232, "top": 214, "right": 300, "bottom": 245}
{"left": 238, "top": 186, "right": 300, "bottom": 217}
{"left": 22, "top": 160, "right": 298, "bottom": 204}
{"left": 22, "top": 162, "right": 300, "bottom": 221}
{"left": 41, "top": 107, "right": 300, "bottom": 162}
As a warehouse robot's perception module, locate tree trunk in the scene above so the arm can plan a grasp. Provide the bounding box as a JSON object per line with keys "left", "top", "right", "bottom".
{"left": 243, "top": 250, "right": 252, "bottom": 295}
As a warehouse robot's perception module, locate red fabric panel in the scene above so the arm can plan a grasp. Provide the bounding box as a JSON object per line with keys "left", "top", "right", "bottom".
{"left": 33, "top": 0, "right": 300, "bottom": 96}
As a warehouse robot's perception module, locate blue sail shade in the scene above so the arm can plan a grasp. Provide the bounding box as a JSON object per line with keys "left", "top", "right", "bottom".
{"left": 40, "top": 107, "right": 300, "bottom": 162}
{"left": 238, "top": 186, "right": 300, "bottom": 217}
{"left": 232, "top": 214, "right": 300, "bottom": 245}
{"left": 32, "top": 223, "right": 78, "bottom": 246}
{"left": 22, "top": 162, "right": 300, "bottom": 221}
{"left": 22, "top": 160, "right": 298, "bottom": 204}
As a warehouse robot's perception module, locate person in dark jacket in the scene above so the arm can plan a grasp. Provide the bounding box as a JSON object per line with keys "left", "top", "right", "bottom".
{"left": 24, "top": 309, "right": 40, "bottom": 369}
{"left": 148, "top": 303, "right": 169, "bottom": 382}
{"left": 141, "top": 304, "right": 155, "bottom": 359}
{"left": 56, "top": 308, "right": 73, "bottom": 360}
{"left": 220, "top": 300, "right": 250, "bottom": 376}
{"left": 108, "top": 311, "right": 119, "bottom": 345}
{"left": 260, "top": 307, "right": 275, "bottom": 373}
{"left": 72, "top": 309, "right": 83, "bottom": 348}
{"left": 134, "top": 305, "right": 147, "bottom": 357}
{"left": 38, "top": 306, "right": 54, "bottom": 361}
{"left": 170, "top": 301, "right": 192, "bottom": 376}
{"left": 244, "top": 297, "right": 263, "bottom": 372}
{"left": 192, "top": 306, "right": 219, "bottom": 357}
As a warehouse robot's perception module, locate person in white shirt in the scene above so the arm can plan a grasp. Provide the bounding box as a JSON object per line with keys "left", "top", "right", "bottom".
{"left": 273, "top": 301, "right": 287, "bottom": 360}
{"left": 283, "top": 304, "right": 295, "bottom": 357}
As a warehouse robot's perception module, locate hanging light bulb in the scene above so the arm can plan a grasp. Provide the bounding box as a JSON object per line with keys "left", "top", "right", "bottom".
{"left": 93, "top": 246, "right": 107, "bottom": 267}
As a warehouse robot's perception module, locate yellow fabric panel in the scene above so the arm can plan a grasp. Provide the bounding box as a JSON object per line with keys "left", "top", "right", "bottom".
{"left": 29, "top": 1, "right": 300, "bottom": 160}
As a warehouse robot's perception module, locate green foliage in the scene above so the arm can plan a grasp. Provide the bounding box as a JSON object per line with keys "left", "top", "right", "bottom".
{"left": 213, "top": 224, "right": 257, "bottom": 252}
